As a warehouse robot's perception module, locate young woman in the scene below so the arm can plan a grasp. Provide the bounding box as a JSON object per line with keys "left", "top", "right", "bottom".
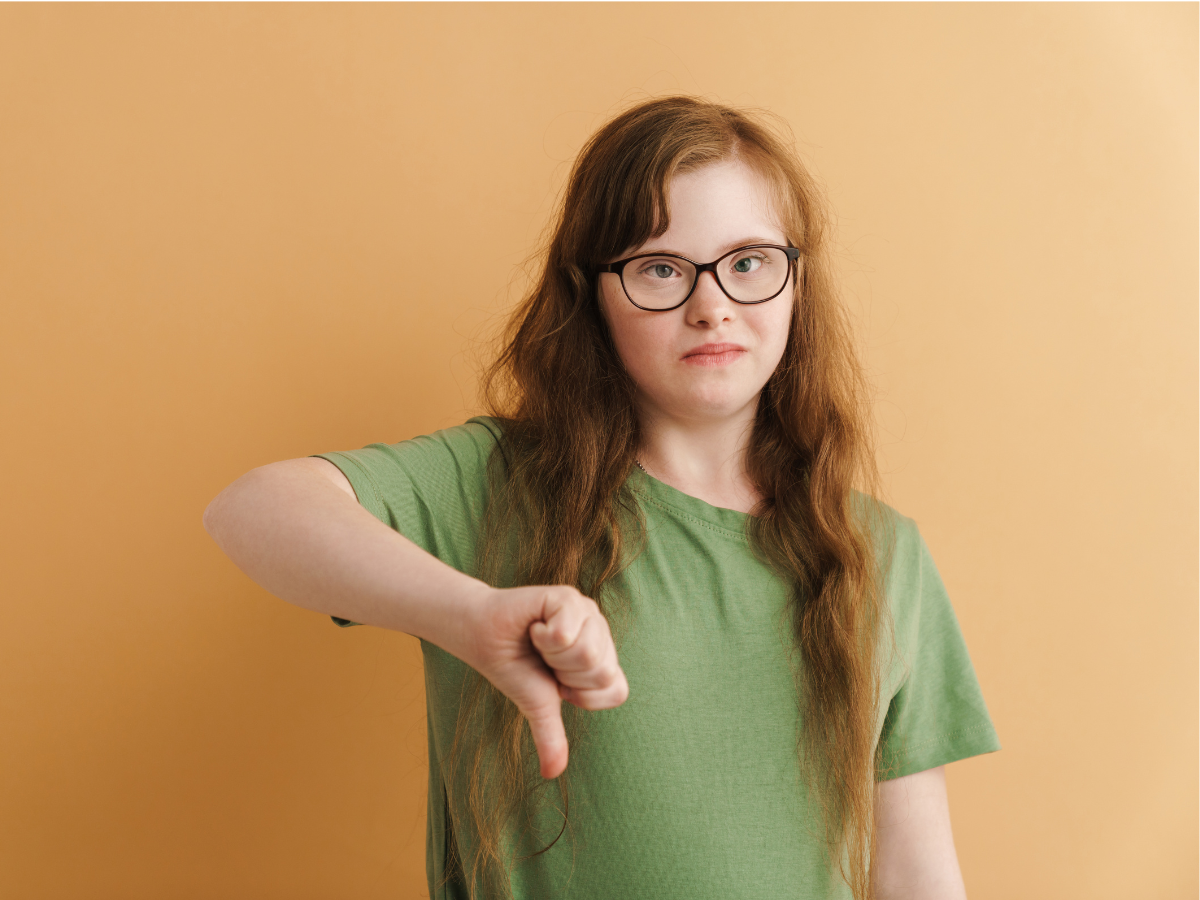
{"left": 204, "top": 96, "right": 1000, "bottom": 900}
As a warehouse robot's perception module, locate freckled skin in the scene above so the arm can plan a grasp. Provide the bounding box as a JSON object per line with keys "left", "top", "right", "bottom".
{"left": 598, "top": 159, "right": 795, "bottom": 429}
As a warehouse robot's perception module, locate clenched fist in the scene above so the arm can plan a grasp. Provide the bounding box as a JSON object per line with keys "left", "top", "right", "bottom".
{"left": 459, "top": 584, "right": 630, "bottom": 780}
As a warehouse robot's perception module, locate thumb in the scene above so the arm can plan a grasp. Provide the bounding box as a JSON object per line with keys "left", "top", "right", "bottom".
{"left": 521, "top": 694, "right": 569, "bottom": 780}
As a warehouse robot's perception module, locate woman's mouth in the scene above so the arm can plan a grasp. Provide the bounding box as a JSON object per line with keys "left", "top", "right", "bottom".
{"left": 682, "top": 342, "right": 746, "bottom": 366}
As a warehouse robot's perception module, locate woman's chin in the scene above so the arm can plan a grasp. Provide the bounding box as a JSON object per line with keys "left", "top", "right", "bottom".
{"left": 652, "top": 388, "right": 761, "bottom": 423}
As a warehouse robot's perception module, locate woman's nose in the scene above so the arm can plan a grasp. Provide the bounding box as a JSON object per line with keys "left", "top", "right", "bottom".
{"left": 685, "top": 270, "right": 736, "bottom": 326}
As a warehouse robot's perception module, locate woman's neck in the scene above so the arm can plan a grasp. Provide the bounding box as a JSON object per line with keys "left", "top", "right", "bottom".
{"left": 635, "top": 399, "right": 762, "bottom": 515}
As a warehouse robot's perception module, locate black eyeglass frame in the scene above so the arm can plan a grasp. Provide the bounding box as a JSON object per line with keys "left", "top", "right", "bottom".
{"left": 598, "top": 243, "right": 802, "bottom": 312}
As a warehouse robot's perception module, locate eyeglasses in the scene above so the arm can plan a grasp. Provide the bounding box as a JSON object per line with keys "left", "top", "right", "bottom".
{"left": 598, "top": 243, "right": 800, "bottom": 311}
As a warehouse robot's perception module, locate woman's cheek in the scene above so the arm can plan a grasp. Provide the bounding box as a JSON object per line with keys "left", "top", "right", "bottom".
{"left": 622, "top": 330, "right": 663, "bottom": 385}
{"left": 606, "top": 317, "right": 649, "bottom": 381}
{"left": 607, "top": 307, "right": 654, "bottom": 364}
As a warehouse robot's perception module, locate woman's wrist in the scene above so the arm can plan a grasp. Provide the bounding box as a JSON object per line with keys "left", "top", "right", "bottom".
{"left": 422, "top": 575, "right": 493, "bottom": 668}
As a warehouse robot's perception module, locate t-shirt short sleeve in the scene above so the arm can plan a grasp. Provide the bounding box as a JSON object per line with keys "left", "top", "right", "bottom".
{"left": 875, "top": 517, "right": 1001, "bottom": 779}
{"left": 309, "top": 416, "right": 503, "bottom": 628}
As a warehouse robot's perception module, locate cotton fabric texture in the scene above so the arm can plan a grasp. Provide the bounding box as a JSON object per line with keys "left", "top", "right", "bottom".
{"left": 313, "top": 418, "right": 1000, "bottom": 899}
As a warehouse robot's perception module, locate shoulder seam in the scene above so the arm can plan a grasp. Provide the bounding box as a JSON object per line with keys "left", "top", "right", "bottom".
{"left": 318, "top": 452, "right": 387, "bottom": 521}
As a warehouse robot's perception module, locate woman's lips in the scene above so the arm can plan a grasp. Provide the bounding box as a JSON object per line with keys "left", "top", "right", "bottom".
{"left": 682, "top": 343, "right": 746, "bottom": 366}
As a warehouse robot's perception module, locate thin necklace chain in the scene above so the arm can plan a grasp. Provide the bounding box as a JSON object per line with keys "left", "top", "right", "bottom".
{"left": 634, "top": 458, "right": 648, "bottom": 474}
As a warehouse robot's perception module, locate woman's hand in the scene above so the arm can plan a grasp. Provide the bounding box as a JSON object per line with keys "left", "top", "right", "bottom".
{"left": 460, "top": 585, "right": 630, "bottom": 780}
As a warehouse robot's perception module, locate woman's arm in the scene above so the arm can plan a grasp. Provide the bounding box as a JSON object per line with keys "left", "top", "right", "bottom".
{"left": 202, "top": 457, "right": 487, "bottom": 659}
{"left": 202, "top": 457, "right": 629, "bottom": 779}
{"left": 873, "top": 766, "right": 969, "bottom": 900}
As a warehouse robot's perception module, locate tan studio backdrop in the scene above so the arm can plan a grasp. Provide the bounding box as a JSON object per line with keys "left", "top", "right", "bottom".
{"left": 1, "top": 4, "right": 1195, "bottom": 898}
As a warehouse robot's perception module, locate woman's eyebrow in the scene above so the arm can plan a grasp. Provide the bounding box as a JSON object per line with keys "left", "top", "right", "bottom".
{"left": 635, "top": 237, "right": 782, "bottom": 258}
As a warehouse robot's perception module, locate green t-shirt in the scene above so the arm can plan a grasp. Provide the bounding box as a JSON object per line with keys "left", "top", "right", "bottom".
{"left": 314, "top": 417, "right": 1000, "bottom": 899}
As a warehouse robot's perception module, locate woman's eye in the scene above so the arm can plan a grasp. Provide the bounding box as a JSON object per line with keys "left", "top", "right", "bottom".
{"left": 731, "top": 255, "right": 764, "bottom": 274}
{"left": 642, "top": 263, "right": 677, "bottom": 279}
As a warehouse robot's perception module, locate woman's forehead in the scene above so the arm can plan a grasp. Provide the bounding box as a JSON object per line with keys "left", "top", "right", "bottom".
{"left": 627, "top": 160, "right": 787, "bottom": 257}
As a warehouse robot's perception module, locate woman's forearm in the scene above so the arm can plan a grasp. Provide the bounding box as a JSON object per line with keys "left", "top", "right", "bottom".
{"left": 202, "top": 459, "right": 487, "bottom": 661}
{"left": 873, "top": 767, "right": 968, "bottom": 900}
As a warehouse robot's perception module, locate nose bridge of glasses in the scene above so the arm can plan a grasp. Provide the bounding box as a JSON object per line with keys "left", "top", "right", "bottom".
{"left": 671, "top": 266, "right": 732, "bottom": 315}
{"left": 693, "top": 260, "right": 735, "bottom": 299}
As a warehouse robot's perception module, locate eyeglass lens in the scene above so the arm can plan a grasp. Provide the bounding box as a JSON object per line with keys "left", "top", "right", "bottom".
{"left": 622, "top": 246, "right": 791, "bottom": 309}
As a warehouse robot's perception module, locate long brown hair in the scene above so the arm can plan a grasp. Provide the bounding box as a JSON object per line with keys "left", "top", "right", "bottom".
{"left": 438, "top": 95, "right": 898, "bottom": 900}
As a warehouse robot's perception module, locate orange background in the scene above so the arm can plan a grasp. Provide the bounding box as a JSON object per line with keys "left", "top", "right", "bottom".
{"left": 1, "top": 4, "right": 1195, "bottom": 897}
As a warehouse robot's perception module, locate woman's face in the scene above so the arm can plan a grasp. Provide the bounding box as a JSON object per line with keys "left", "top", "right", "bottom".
{"left": 598, "top": 159, "right": 795, "bottom": 429}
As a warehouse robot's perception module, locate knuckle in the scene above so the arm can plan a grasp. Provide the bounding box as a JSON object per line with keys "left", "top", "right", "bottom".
{"left": 610, "top": 674, "right": 629, "bottom": 703}
{"left": 569, "top": 680, "right": 625, "bottom": 711}
{"left": 577, "top": 641, "right": 601, "bottom": 669}
{"left": 576, "top": 691, "right": 604, "bottom": 710}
